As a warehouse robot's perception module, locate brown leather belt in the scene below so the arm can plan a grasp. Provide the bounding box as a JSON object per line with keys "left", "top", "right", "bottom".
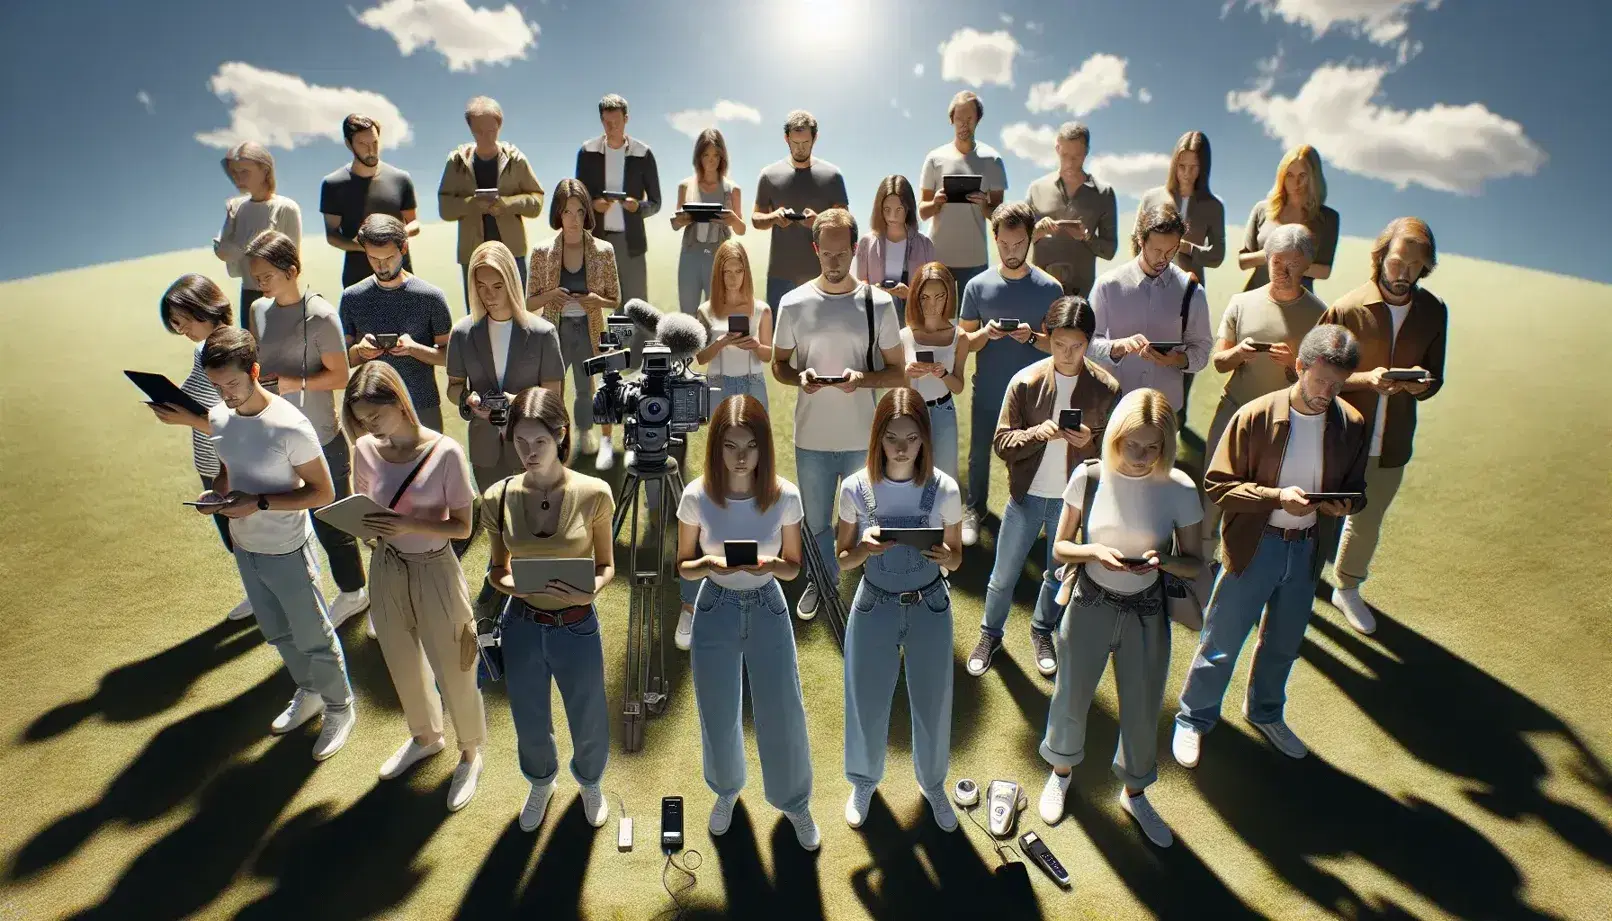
{"left": 1264, "top": 524, "right": 1315, "bottom": 542}
{"left": 514, "top": 600, "right": 594, "bottom": 626}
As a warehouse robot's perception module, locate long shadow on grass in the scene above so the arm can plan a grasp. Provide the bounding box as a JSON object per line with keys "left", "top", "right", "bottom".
{"left": 452, "top": 799, "right": 598, "bottom": 919}
{"left": 681, "top": 801, "right": 824, "bottom": 921}
{"left": 8, "top": 672, "right": 289, "bottom": 880}
{"left": 1302, "top": 605, "right": 1612, "bottom": 868}
{"left": 23, "top": 618, "right": 261, "bottom": 743}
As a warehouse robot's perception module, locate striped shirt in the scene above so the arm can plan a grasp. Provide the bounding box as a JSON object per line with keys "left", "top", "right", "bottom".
{"left": 181, "top": 344, "right": 223, "bottom": 476}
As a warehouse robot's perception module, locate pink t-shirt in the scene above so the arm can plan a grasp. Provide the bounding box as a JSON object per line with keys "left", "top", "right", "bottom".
{"left": 353, "top": 434, "right": 477, "bottom": 553}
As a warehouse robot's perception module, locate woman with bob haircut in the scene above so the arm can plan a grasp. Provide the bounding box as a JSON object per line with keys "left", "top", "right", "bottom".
{"left": 1238, "top": 144, "right": 1339, "bottom": 292}
{"left": 672, "top": 127, "right": 746, "bottom": 315}
{"left": 214, "top": 142, "right": 302, "bottom": 327}
{"left": 1036, "top": 387, "right": 1204, "bottom": 849}
{"left": 835, "top": 388, "right": 964, "bottom": 833}
{"left": 854, "top": 175, "right": 936, "bottom": 321}
{"left": 480, "top": 387, "right": 616, "bottom": 833}
{"left": 675, "top": 395, "right": 818, "bottom": 849}
{"left": 343, "top": 362, "right": 487, "bottom": 812}
{"left": 897, "top": 262, "right": 968, "bottom": 480}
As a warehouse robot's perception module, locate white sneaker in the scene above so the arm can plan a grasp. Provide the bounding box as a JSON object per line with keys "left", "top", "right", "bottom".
{"left": 796, "top": 584, "right": 820, "bottom": 621}
{"left": 312, "top": 705, "right": 356, "bottom": 761}
{"left": 580, "top": 783, "right": 609, "bottom": 827}
{"left": 520, "top": 781, "right": 555, "bottom": 832}
{"left": 447, "top": 753, "right": 483, "bottom": 812}
{"left": 270, "top": 689, "right": 324, "bottom": 735}
{"left": 709, "top": 792, "right": 738, "bottom": 836}
{"left": 674, "top": 606, "right": 695, "bottom": 651}
{"left": 365, "top": 613, "right": 377, "bottom": 639}
{"left": 922, "top": 787, "right": 959, "bottom": 832}
{"left": 227, "top": 597, "right": 255, "bottom": 621}
{"left": 330, "top": 589, "right": 369, "bottom": 628}
{"left": 1119, "top": 790, "right": 1173, "bottom": 848}
{"left": 787, "top": 809, "right": 821, "bottom": 850}
{"left": 596, "top": 439, "right": 616, "bottom": 470}
{"left": 582, "top": 429, "right": 601, "bottom": 455}
{"left": 961, "top": 507, "right": 980, "bottom": 547}
{"left": 1250, "top": 718, "right": 1309, "bottom": 759}
{"left": 379, "top": 736, "right": 445, "bottom": 780}
{"left": 1172, "top": 724, "right": 1202, "bottom": 769}
{"left": 1331, "top": 586, "right": 1377, "bottom": 634}
{"left": 1039, "top": 771, "right": 1072, "bottom": 825}
{"left": 844, "top": 782, "right": 876, "bottom": 828}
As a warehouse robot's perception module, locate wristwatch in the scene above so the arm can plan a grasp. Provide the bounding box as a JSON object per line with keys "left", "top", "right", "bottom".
{"left": 1027, "top": 331, "right": 1039, "bottom": 347}
{"left": 257, "top": 494, "right": 271, "bottom": 511}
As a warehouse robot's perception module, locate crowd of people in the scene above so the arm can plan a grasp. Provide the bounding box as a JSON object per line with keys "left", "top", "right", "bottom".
{"left": 150, "top": 90, "right": 1448, "bottom": 854}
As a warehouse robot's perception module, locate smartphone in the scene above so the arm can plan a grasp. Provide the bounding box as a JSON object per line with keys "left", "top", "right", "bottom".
{"left": 1148, "top": 340, "right": 1185, "bottom": 353}
{"left": 473, "top": 188, "right": 499, "bottom": 199}
{"left": 728, "top": 315, "right": 750, "bottom": 337}
{"left": 995, "top": 318, "right": 1022, "bottom": 331}
{"left": 916, "top": 349, "right": 936, "bottom": 364}
{"left": 723, "top": 540, "right": 759, "bottom": 568}
{"left": 880, "top": 279, "right": 899, "bottom": 289}
{"left": 1249, "top": 341, "right": 1275, "bottom": 352}
{"left": 781, "top": 209, "right": 806, "bottom": 221}
{"left": 660, "top": 796, "right": 684, "bottom": 852}
{"left": 1117, "top": 556, "right": 1157, "bottom": 567}
{"left": 183, "top": 499, "right": 228, "bottom": 509}
{"left": 813, "top": 374, "right": 849, "bottom": 385}
{"left": 1303, "top": 491, "right": 1364, "bottom": 503}
{"left": 1383, "top": 368, "right": 1432, "bottom": 382}
{"left": 373, "top": 332, "right": 399, "bottom": 351}
{"left": 1058, "top": 408, "right": 1083, "bottom": 431}
{"left": 603, "top": 190, "right": 628, "bottom": 201}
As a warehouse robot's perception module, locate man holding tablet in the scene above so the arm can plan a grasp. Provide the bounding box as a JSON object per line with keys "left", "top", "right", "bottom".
{"left": 197, "top": 327, "right": 357, "bottom": 761}
{"left": 918, "top": 91, "right": 1008, "bottom": 294}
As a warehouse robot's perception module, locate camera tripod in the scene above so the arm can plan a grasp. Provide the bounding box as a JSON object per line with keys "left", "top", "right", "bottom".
{"left": 612, "top": 453, "right": 685, "bottom": 753}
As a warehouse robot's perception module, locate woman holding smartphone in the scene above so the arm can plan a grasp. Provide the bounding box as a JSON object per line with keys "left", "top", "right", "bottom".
{"left": 214, "top": 142, "right": 301, "bottom": 330}
{"left": 675, "top": 395, "right": 818, "bottom": 848}
{"left": 897, "top": 262, "right": 967, "bottom": 480}
{"left": 152, "top": 273, "right": 251, "bottom": 620}
{"left": 527, "top": 178, "right": 623, "bottom": 469}
{"left": 344, "top": 362, "right": 487, "bottom": 811}
{"left": 482, "top": 387, "right": 616, "bottom": 832}
{"left": 854, "top": 175, "right": 935, "bottom": 322}
{"left": 1238, "top": 144, "right": 1339, "bottom": 292}
{"left": 672, "top": 128, "right": 746, "bottom": 315}
{"left": 1036, "top": 388, "right": 1204, "bottom": 848}
{"left": 836, "top": 389, "right": 964, "bottom": 832}
{"left": 243, "top": 230, "right": 370, "bottom": 629}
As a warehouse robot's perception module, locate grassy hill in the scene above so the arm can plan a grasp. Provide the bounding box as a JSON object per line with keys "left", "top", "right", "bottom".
{"left": 1, "top": 220, "right": 1609, "bottom": 921}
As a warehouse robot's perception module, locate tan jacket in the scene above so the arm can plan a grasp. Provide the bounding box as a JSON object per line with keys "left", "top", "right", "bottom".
{"left": 1205, "top": 387, "right": 1370, "bottom": 576}
{"left": 526, "top": 232, "right": 621, "bottom": 359}
{"left": 1320, "top": 282, "right": 1448, "bottom": 469}
{"left": 437, "top": 142, "right": 545, "bottom": 265}
{"left": 993, "top": 358, "right": 1122, "bottom": 501}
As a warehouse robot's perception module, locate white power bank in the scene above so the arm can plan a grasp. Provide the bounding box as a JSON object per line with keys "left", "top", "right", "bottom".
{"left": 618, "top": 817, "right": 634, "bottom": 852}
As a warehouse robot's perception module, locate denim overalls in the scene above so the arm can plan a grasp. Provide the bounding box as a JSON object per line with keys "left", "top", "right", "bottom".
{"left": 843, "top": 476, "right": 955, "bottom": 795}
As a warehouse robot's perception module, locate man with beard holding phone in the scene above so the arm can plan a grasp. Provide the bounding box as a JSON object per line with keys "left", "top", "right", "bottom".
{"left": 1317, "top": 218, "right": 1447, "bottom": 634}
{"left": 753, "top": 110, "right": 850, "bottom": 309}
{"left": 321, "top": 114, "right": 420, "bottom": 291}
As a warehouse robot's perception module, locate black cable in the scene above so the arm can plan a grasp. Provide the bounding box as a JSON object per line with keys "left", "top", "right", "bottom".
{"left": 656, "top": 848, "right": 701, "bottom": 921}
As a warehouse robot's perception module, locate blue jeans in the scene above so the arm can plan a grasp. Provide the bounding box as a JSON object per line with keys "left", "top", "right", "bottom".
{"left": 766, "top": 276, "right": 803, "bottom": 310}
{"left": 679, "top": 244, "right": 717, "bottom": 315}
{"left": 1176, "top": 533, "right": 1318, "bottom": 733}
{"left": 966, "top": 372, "right": 1013, "bottom": 513}
{"left": 981, "top": 494, "right": 1064, "bottom": 637}
{"left": 844, "top": 578, "right": 954, "bottom": 792}
{"left": 501, "top": 604, "right": 610, "bottom": 786}
{"left": 795, "top": 448, "right": 865, "bottom": 589}
{"left": 558, "top": 316, "right": 597, "bottom": 436}
{"left": 928, "top": 398, "right": 959, "bottom": 482}
{"left": 692, "top": 581, "right": 813, "bottom": 812}
{"left": 234, "top": 541, "right": 353, "bottom": 712}
{"left": 461, "top": 256, "right": 528, "bottom": 313}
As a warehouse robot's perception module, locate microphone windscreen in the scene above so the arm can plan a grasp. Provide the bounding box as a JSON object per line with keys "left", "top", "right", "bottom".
{"left": 655, "top": 312, "right": 707, "bottom": 359}
{"left": 622, "top": 298, "right": 663, "bottom": 331}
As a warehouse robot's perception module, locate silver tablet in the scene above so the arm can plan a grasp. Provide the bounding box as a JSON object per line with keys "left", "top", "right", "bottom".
{"left": 313, "top": 494, "right": 395, "bottom": 540}
{"left": 510, "top": 558, "right": 596, "bottom": 595}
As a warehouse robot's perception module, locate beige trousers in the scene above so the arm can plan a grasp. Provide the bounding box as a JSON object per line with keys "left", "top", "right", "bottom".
{"left": 1333, "top": 457, "right": 1406, "bottom": 590}
{"left": 370, "top": 542, "right": 488, "bottom": 750}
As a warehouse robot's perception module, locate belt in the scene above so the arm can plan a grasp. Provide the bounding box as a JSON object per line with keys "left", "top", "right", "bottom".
{"left": 926, "top": 393, "right": 952, "bottom": 408}
{"left": 861, "top": 574, "right": 947, "bottom": 607}
{"left": 513, "top": 600, "right": 594, "bottom": 626}
{"left": 1264, "top": 524, "right": 1315, "bottom": 542}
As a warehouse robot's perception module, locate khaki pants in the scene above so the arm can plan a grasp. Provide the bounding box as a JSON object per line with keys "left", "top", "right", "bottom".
{"left": 1334, "top": 457, "right": 1406, "bottom": 590}
{"left": 370, "top": 542, "right": 487, "bottom": 750}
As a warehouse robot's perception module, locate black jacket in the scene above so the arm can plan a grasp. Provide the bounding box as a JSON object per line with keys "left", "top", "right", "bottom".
{"left": 574, "top": 135, "right": 662, "bottom": 258}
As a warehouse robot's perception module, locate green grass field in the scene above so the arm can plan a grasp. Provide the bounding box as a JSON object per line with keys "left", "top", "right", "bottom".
{"left": 2, "top": 221, "right": 1610, "bottom": 921}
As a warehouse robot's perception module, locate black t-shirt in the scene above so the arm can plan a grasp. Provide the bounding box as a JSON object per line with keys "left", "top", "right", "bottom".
{"left": 320, "top": 162, "right": 418, "bottom": 282}
{"left": 472, "top": 156, "right": 501, "bottom": 245}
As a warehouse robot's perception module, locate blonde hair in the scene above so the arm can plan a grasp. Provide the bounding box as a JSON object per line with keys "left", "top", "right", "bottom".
{"left": 1267, "top": 144, "right": 1326, "bottom": 224}
{"left": 221, "top": 141, "right": 277, "bottom": 195}
{"left": 341, "top": 361, "right": 422, "bottom": 443}
{"left": 1102, "top": 389, "right": 1178, "bottom": 480}
{"left": 466, "top": 240, "right": 532, "bottom": 324}
{"left": 708, "top": 240, "right": 755, "bottom": 318}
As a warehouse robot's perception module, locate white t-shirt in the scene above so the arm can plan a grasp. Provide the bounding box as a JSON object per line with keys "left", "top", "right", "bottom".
{"left": 1064, "top": 464, "right": 1202, "bottom": 594}
{"left": 677, "top": 477, "right": 804, "bottom": 590}
{"left": 1371, "top": 302, "right": 1412, "bottom": 457}
{"left": 898, "top": 327, "right": 958, "bottom": 402}
{"left": 919, "top": 141, "right": 1008, "bottom": 268}
{"left": 488, "top": 318, "right": 513, "bottom": 388}
{"left": 209, "top": 395, "right": 323, "bottom": 555}
{"left": 603, "top": 142, "right": 627, "bottom": 234}
{"left": 774, "top": 283, "right": 901, "bottom": 451}
{"left": 883, "top": 238, "right": 907, "bottom": 283}
{"left": 1028, "top": 370, "right": 1079, "bottom": 498}
{"left": 706, "top": 302, "right": 772, "bottom": 377}
{"left": 1269, "top": 408, "right": 1325, "bottom": 529}
{"left": 837, "top": 469, "right": 964, "bottom": 529}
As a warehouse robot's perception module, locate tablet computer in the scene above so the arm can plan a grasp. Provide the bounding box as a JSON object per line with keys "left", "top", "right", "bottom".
{"left": 681, "top": 202, "right": 724, "bottom": 222}
{"left": 1303, "top": 491, "right": 1364, "bottom": 503}
{"left": 511, "top": 558, "right": 596, "bottom": 595}
{"left": 727, "top": 315, "right": 750, "bottom": 337}
{"left": 813, "top": 373, "right": 849, "bottom": 385}
{"left": 875, "top": 527, "right": 944, "bottom": 550}
{"left": 1383, "top": 369, "right": 1433, "bottom": 382}
{"left": 723, "top": 540, "right": 759, "bottom": 568}
{"left": 126, "top": 370, "right": 210, "bottom": 418}
{"left": 313, "top": 494, "right": 396, "bottom": 540}
{"left": 942, "top": 174, "right": 983, "bottom": 199}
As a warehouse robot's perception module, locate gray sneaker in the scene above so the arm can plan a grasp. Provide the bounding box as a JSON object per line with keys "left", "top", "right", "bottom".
{"left": 796, "top": 583, "right": 820, "bottom": 621}
{"left": 1250, "top": 718, "right": 1309, "bottom": 759}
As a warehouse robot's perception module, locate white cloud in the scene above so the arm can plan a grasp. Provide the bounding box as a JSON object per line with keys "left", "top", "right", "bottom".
{"left": 914, "top": 63, "right": 925, "bottom": 76}
{"left": 1228, "top": 62, "right": 1546, "bottom": 194}
{"left": 665, "top": 100, "right": 763, "bottom": 139}
{"left": 136, "top": 90, "right": 154, "bottom": 113}
{"left": 1088, "top": 153, "right": 1173, "bottom": 199}
{"left": 1026, "top": 53, "right": 1130, "bottom": 116}
{"left": 1026, "top": 21, "right": 1043, "bottom": 32}
{"left": 1233, "top": 0, "right": 1440, "bottom": 45}
{"left": 1138, "top": 88, "right": 1153, "bottom": 104}
{"left": 938, "top": 28, "right": 1020, "bottom": 88}
{"left": 355, "top": 0, "right": 538, "bottom": 72}
{"left": 999, "top": 123, "right": 1062, "bottom": 169}
{"left": 1000, "top": 13, "right": 1013, "bottom": 24}
{"left": 195, "top": 63, "right": 413, "bottom": 150}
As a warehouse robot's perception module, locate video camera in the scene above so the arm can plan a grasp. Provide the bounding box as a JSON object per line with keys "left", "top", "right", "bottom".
{"left": 586, "top": 300, "right": 714, "bottom": 469}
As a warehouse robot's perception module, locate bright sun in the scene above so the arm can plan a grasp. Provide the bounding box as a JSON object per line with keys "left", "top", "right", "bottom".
{"left": 772, "top": 0, "right": 858, "bottom": 52}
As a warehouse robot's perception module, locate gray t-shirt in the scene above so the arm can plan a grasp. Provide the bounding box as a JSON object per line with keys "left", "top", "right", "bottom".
{"left": 959, "top": 268, "right": 1062, "bottom": 388}
{"left": 919, "top": 141, "right": 1008, "bottom": 269}
{"left": 754, "top": 158, "right": 849, "bottom": 284}
{"left": 319, "top": 162, "right": 417, "bottom": 281}
{"left": 253, "top": 294, "right": 347, "bottom": 445}
{"left": 339, "top": 275, "right": 453, "bottom": 409}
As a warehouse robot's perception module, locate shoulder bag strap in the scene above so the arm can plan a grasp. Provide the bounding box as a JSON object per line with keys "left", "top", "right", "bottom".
{"left": 1076, "top": 459, "right": 1101, "bottom": 543}
{"left": 863, "top": 284, "right": 880, "bottom": 372}
{"left": 1179, "top": 277, "right": 1199, "bottom": 339}
{"left": 857, "top": 477, "right": 878, "bottom": 524}
{"left": 498, "top": 478, "right": 513, "bottom": 539}
{"left": 386, "top": 438, "right": 442, "bottom": 510}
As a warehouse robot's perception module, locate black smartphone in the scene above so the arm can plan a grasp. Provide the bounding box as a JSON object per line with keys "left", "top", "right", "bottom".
{"left": 1117, "top": 556, "right": 1157, "bottom": 567}
{"left": 660, "top": 796, "right": 684, "bottom": 852}
{"left": 1148, "top": 340, "right": 1184, "bottom": 353}
{"left": 995, "top": 318, "right": 1022, "bottom": 331}
{"left": 183, "top": 499, "right": 228, "bottom": 509}
{"left": 781, "top": 208, "right": 806, "bottom": 221}
{"left": 728, "top": 315, "right": 750, "bottom": 337}
{"left": 1019, "top": 831, "right": 1071, "bottom": 888}
{"left": 1383, "top": 368, "right": 1432, "bottom": 382}
{"left": 1058, "top": 408, "right": 1083, "bottom": 431}
{"left": 603, "top": 190, "right": 628, "bottom": 201}
{"left": 1249, "top": 341, "right": 1275, "bottom": 352}
{"left": 874, "top": 527, "right": 944, "bottom": 550}
{"left": 373, "top": 332, "right": 399, "bottom": 351}
{"left": 813, "top": 374, "right": 849, "bottom": 385}
{"left": 1303, "top": 491, "right": 1364, "bottom": 502}
{"left": 916, "top": 349, "right": 936, "bottom": 364}
{"left": 473, "top": 188, "right": 499, "bottom": 199}
{"left": 723, "top": 540, "right": 759, "bottom": 568}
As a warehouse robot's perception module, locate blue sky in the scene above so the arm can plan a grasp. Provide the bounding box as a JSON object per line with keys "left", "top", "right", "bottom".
{"left": 1, "top": 0, "right": 1606, "bottom": 283}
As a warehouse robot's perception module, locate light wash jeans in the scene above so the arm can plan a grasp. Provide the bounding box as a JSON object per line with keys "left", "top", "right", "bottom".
{"left": 795, "top": 448, "right": 865, "bottom": 590}
{"left": 981, "top": 494, "right": 1065, "bottom": 638}
{"left": 501, "top": 603, "right": 611, "bottom": 786}
{"left": 678, "top": 244, "right": 718, "bottom": 316}
{"left": 927, "top": 397, "right": 959, "bottom": 482}
{"left": 691, "top": 580, "right": 813, "bottom": 813}
{"left": 1176, "top": 532, "right": 1318, "bottom": 733}
{"left": 234, "top": 540, "right": 354, "bottom": 712}
{"left": 844, "top": 578, "right": 953, "bottom": 793}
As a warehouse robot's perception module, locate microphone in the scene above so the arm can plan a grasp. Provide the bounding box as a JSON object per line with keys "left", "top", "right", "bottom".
{"left": 622, "top": 298, "right": 663, "bottom": 334}
{"left": 655, "top": 312, "right": 707, "bottom": 363}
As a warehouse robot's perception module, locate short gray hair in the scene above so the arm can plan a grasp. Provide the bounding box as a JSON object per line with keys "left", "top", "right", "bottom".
{"left": 1298, "top": 324, "right": 1360, "bottom": 373}
{"left": 1057, "top": 122, "right": 1091, "bottom": 147}
{"left": 1266, "top": 223, "right": 1316, "bottom": 262}
{"left": 464, "top": 95, "right": 503, "bottom": 124}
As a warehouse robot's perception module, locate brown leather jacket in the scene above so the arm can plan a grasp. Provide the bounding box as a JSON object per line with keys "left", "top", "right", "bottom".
{"left": 993, "top": 358, "right": 1122, "bottom": 501}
